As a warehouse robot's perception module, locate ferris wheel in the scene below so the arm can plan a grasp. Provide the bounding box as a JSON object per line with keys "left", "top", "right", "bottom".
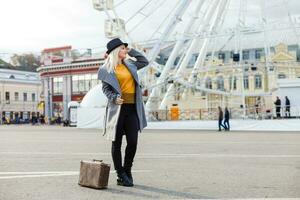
{"left": 92, "top": 0, "right": 300, "bottom": 118}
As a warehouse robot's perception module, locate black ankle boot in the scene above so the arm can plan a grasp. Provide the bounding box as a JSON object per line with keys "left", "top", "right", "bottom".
{"left": 117, "top": 172, "right": 133, "bottom": 187}
{"left": 125, "top": 168, "right": 133, "bottom": 185}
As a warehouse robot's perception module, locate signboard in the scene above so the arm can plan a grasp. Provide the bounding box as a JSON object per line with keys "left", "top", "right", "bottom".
{"left": 69, "top": 107, "right": 77, "bottom": 127}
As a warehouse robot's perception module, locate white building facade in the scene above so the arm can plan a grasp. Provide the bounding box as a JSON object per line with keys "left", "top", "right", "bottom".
{"left": 0, "top": 69, "right": 42, "bottom": 123}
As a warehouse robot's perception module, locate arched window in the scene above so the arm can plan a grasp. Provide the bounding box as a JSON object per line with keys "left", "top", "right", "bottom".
{"left": 9, "top": 75, "right": 15, "bottom": 79}
{"left": 217, "top": 76, "right": 224, "bottom": 90}
{"left": 205, "top": 77, "right": 212, "bottom": 89}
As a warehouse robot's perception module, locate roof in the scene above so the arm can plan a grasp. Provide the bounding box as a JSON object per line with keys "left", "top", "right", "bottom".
{"left": 0, "top": 68, "right": 40, "bottom": 84}
{"left": 42, "top": 46, "right": 72, "bottom": 53}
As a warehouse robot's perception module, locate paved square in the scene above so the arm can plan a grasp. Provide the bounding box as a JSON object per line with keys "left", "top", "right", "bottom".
{"left": 0, "top": 125, "right": 299, "bottom": 199}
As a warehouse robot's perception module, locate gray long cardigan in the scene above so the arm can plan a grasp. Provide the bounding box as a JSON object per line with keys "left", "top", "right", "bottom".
{"left": 97, "top": 49, "right": 149, "bottom": 141}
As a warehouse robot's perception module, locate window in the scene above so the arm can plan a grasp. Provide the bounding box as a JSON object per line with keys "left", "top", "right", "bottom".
{"left": 244, "top": 75, "right": 249, "bottom": 89}
{"left": 14, "top": 92, "right": 19, "bottom": 101}
{"left": 53, "top": 77, "right": 63, "bottom": 94}
{"left": 229, "top": 76, "right": 237, "bottom": 90}
{"left": 218, "top": 52, "right": 225, "bottom": 60}
{"left": 173, "top": 56, "right": 180, "bottom": 66}
{"left": 9, "top": 75, "right": 15, "bottom": 79}
{"left": 174, "top": 83, "right": 181, "bottom": 101}
{"left": 255, "top": 49, "right": 263, "bottom": 59}
{"left": 242, "top": 50, "right": 249, "bottom": 60}
{"left": 5, "top": 92, "right": 10, "bottom": 103}
{"left": 72, "top": 75, "right": 79, "bottom": 93}
{"left": 206, "top": 53, "right": 212, "bottom": 60}
{"left": 91, "top": 74, "right": 99, "bottom": 88}
{"left": 84, "top": 74, "right": 92, "bottom": 91}
{"left": 205, "top": 77, "right": 212, "bottom": 89}
{"left": 79, "top": 75, "right": 85, "bottom": 92}
{"left": 23, "top": 93, "right": 27, "bottom": 101}
{"left": 278, "top": 73, "right": 286, "bottom": 79}
{"left": 217, "top": 76, "right": 224, "bottom": 90}
{"left": 255, "top": 74, "right": 262, "bottom": 89}
{"left": 72, "top": 74, "right": 99, "bottom": 93}
{"left": 32, "top": 93, "right": 36, "bottom": 102}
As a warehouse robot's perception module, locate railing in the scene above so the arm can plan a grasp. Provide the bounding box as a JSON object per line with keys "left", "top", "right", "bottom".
{"left": 147, "top": 105, "right": 300, "bottom": 121}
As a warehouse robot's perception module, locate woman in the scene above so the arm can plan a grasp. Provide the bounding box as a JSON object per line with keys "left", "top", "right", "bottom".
{"left": 98, "top": 38, "right": 149, "bottom": 187}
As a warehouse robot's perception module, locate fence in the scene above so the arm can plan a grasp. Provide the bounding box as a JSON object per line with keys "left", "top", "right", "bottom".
{"left": 148, "top": 105, "right": 300, "bottom": 121}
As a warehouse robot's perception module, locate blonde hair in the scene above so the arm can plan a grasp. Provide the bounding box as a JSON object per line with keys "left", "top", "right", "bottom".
{"left": 104, "top": 46, "right": 122, "bottom": 73}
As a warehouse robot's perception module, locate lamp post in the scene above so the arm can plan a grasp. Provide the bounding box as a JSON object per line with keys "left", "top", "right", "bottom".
{"left": 46, "top": 77, "right": 52, "bottom": 123}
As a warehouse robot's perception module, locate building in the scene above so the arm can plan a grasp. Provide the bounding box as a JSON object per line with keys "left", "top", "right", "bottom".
{"left": 37, "top": 46, "right": 104, "bottom": 120}
{"left": 38, "top": 43, "right": 300, "bottom": 121}
{"left": 0, "top": 69, "right": 42, "bottom": 123}
{"left": 152, "top": 43, "right": 300, "bottom": 120}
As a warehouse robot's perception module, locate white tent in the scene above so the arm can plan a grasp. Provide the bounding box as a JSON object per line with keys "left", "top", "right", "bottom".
{"left": 77, "top": 84, "right": 107, "bottom": 128}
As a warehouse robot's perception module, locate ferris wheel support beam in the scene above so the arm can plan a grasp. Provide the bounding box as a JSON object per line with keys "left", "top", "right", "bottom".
{"left": 210, "top": 0, "right": 231, "bottom": 62}
{"left": 182, "top": 0, "right": 228, "bottom": 105}
{"left": 237, "top": 0, "right": 247, "bottom": 119}
{"left": 145, "top": 0, "right": 206, "bottom": 111}
{"left": 188, "top": 0, "right": 229, "bottom": 83}
{"left": 260, "top": 0, "right": 273, "bottom": 114}
{"left": 282, "top": 0, "right": 300, "bottom": 47}
{"left": 145, "top": 0, "right": 192, "bottom": 66}
{"left": 139, "top": 0, "right": 192, "bottom": 108}
{"left": 159, "top": 0, "right": 222, "bottom": 109}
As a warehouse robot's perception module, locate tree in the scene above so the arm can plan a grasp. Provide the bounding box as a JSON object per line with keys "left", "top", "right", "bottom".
{"left": 0, "top": 58, "right": 10, "bottom": 66}
{"left": 0, "top": 58, "right": 14, "bottom": 69}
{"left": 10, "top": 53, "right": 41, "bottom": 72}
{"left": 71, "top": 49, "right": 80, "bottom": 60}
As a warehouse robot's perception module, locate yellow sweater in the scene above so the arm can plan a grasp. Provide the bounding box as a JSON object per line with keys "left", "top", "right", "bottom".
{"left": 115, "top": 64, "right": 135, "bottom": 104}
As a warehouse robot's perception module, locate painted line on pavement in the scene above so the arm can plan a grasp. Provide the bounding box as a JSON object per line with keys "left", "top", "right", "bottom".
{"left": 1, "top": 152, "right": 300, "bottom": 158}
{"left": 0, "top": 170, "right": 152, "bottom": 180}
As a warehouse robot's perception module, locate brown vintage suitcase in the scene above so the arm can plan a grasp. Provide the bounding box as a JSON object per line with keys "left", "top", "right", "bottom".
{"left": 78, "top": 159, "right": 111, "bottom": 189}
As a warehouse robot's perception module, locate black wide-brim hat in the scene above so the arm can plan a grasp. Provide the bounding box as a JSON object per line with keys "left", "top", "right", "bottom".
{"left": 106, "top": 38, "right": 128, "bottom": 55}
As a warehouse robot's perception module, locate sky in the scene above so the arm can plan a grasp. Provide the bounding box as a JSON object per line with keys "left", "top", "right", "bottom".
{"left": 0, "top": 0, "right": 178, "bottom": 57}
{"left": 1, "top": 0, "right": 300, "bottom": 61}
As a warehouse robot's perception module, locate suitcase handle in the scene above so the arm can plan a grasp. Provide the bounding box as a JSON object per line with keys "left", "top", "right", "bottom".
{"left": 93, "top": 159, "right": 103, "bottom": 162}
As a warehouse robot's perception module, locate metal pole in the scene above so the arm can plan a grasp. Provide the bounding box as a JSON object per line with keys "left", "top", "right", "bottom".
{"left": 146, "top": 0, "right": 192, "bottom": 65}
{"left": 145, "top": 0, "right": 205, "bottom": 111}
{"left": 159, "top": 0, "right": 221, "bottom": 109}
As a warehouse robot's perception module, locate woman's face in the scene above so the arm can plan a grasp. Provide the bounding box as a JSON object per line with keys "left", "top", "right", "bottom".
{"left": 118, "top": 45, "right": 127, "bottom": 60}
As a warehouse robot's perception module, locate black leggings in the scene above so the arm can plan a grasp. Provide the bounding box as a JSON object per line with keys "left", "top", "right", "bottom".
{"left": 111, "top": 104, "right": 139, "bottom": 174}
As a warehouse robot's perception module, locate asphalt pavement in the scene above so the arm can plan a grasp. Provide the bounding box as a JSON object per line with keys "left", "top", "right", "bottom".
{"left": 0, "top": 125, "right": 299, "bottom": 200}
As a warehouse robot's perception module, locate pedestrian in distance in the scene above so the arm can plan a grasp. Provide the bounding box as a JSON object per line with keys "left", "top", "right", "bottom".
{"left": 223, "top": 107, "right": 230, "bottom": 131}
{"left": 218, "top": 106, "right": 226, "bottom": 131}
{"left": 285, "top": 96, "right": 291, "bottom": 118}
{"left": 255, "top": 97, "right": 261, "bottom": 119}
{"left": 274, "top": 96, "right": 281, "bottom": 119}
{"left": 98, "top": 38, "right": 149, "bottom": 187}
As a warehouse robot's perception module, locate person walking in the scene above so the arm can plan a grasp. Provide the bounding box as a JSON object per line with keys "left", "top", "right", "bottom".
{"left": 98, "top": 38, "right": 149, "bottom": 187}
{"left": 285, "top": 96, "right": 291, "bottom": 118}
{"left": 274, "top": 96, "right": 281, "bottom": 119}
{"left": 255, "top": 97, "right": 261, "bottom": 119}
{"left": 223, "top": 107, "right": 230, "bottom": 131}
{"left": 218, "top": 106, "right": 226, "bottom": 131}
